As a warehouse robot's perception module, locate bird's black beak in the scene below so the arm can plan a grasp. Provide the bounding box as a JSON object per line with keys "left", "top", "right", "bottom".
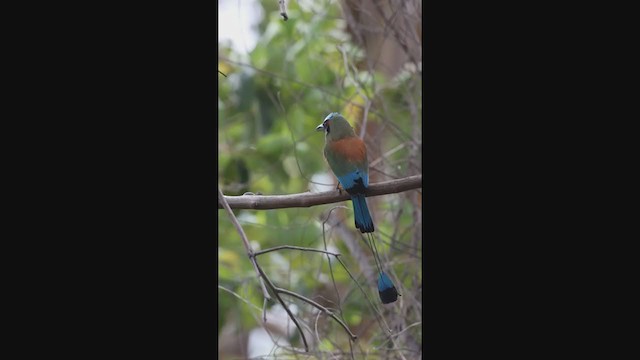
{"left": 315, "top": 124, "right": 325, "bottom": 132}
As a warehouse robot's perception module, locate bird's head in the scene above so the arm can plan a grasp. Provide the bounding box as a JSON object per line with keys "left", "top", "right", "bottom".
{"left": 316, "top": 112, "right": 354, "bottom": 139}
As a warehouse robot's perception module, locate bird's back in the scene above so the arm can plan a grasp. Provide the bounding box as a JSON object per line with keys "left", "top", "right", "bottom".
{"left": 325, "top": 136, "right": 369, "bottom": 192}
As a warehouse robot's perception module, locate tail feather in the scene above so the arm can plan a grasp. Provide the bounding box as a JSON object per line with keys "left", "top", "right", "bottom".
{"left": 352, "top": 195, "right": 374, "bottom": 233}
{"left": 378, "top": 272, "right": 399, "bottom": 304}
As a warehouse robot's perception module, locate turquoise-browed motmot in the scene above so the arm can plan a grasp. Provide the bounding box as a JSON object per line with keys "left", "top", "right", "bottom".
{"left": 316, "top": 112, "right": 398, "bottom": 304}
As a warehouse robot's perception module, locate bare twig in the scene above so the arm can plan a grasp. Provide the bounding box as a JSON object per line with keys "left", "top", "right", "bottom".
{"left": 218, "top": 69, "right": 227, "bottom": 77}
{"left": 333, "top": 256, "right": 392, "bottom": 334}
{"left": 218, "top": 57, "right": 421, "bottom": 148}
{"left": 276, "top": 287, "right": 358, "bottom": 340}
{"left": 372, "top": 0, "right": 420, "bottom": 67}
{"left": 278, "top": 0, "right": 288, "bottom": 20}
{"left": 321, "top": 207, "right": 375, "bottom": 283}
{"left": 321, "top": 206, "right": 350, "bottom": 312}
{"left": 254, "top": 245, "right": 340, "bottom": 257}
{"left": 388, "top": 321, "right": 422, "bottom": 340}
{"left": 218, "top": 174, "right": 422, "bottom": 210}
{"left": 218, "top": 285, "right": 263, "bottom": 312}
{"left": 271, "top": 90, "right": 329, "bottom": 187}
{"left": 263, "top": 298, "right": 268, "bottom": 323}
{"left": 249, "top": 232, "right": 360, "bottom": 345}
{"left": 217, "top": 187, "right": 271, "bottom": 300}
{"left": 369, "top": 142, "right": 406, "bottom": 168}
{"left": 255, "top": 264, "right": 309, "bottom": 352}
{"left": 337, "top": 43, "right": 371, "bottom": 140}
{"left": 314, "top": 311, "right": 323, "bottom": 351}
{"left": 359, "top": 98, "right": 372, "bottom": 139}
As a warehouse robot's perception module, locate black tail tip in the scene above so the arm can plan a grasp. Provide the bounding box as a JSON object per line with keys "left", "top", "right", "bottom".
{"left": 379, "top": 287, "right": 399, "bottom": 304}
{"left": 378, "top": 272, "right": 399, "bottom": 303}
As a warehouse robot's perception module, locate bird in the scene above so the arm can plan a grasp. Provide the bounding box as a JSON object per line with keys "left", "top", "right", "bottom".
{"left": 316, "top": 112, "right": 398, "bottom": 304}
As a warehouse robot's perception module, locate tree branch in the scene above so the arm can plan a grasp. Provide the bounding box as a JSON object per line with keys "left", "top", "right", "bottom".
{"left": 217, "top": 187, "right": 271, "bottom": 300}
{"left": 219, "top": 174, "right": 422, "bottom": 210}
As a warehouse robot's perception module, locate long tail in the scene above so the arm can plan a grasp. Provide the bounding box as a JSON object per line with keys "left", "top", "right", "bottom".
{"left": 351, "top": 194, "right": 374, "bottom": 233}
{"left": 366, "top": 232, "right": 399, "bottom": 304}
{"left": 352, "top": 195, "right": 399, "bottom": 303}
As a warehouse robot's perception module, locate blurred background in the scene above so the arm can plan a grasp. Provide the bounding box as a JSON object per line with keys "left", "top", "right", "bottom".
{"left": 218, "top": 0, "right": 422, "bottom": 358}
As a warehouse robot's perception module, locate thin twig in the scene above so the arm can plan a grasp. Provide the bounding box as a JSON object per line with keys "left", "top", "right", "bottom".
{"left": 334, "top": 256, "right": 392, "bottom": 334}
{"left": 218, "top": 57, "right": 421, "bottom": 148}
{"left": 322, "top": 206, "right": 350, "bottom": 313}
{"left": 218, "top": 70, "right": 228, "bottom": 77}
{"left": 254, "top": 245, "right": 341, "bottom": 257}
{"left": 314, "top": 311, "right": 323, "bottom": 351}
{"left": 272, "top": 90, "right": 328, "bottom": 186}
{"left": 218, "top": 174, "right": 422, "bottom": 210}
{"left": 359, "top": 98, "right": 372, "bottom": 139}
{"left": 218, "top": 285, "right": 263, "bottom": 312}
{"left": 263, "top": 298, "right": 268, "bottom": 323}
{"left": 369, "top": 142, "right": 406, "bottom": 168}
{"left": 337, "top": 43, "right": 371, "bottom": 140}
{"left": 275, "top": 287, "right": 358, "bottom": 340}
{"left": 389, "top": 321, "right": 422, "bottom": 340}
{"left": 249, "top": 233, "right": 360, "bottom": 345}
{"left": 278, "top": 0, "right": 288, "bottom": 20}
{"left": 217, "top": 187, "right": 271, "bottom": 300}
{"left": 255, "top": 263, "right": 309, "bottom": 352}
